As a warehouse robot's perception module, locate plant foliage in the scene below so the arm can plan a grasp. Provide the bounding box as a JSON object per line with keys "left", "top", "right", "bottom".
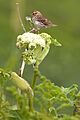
{"left": 0, "top": 68, "right": 80, "bottom": 120}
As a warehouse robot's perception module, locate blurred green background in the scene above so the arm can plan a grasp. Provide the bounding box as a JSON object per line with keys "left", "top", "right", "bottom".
{"left": 0, "top": 0, "right": 80, "bottom": 88}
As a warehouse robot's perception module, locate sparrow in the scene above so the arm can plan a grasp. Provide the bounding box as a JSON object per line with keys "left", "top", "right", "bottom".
{"left": 26, "top": 10, "right": 57, "bottom": 31}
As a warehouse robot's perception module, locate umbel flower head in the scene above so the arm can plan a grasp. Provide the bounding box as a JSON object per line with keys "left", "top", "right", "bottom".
{"left": 16, "top": 32, "right": 45, "bottom": 49}
{"left": 16, "top": 32, "right": 61, "bottom": 67}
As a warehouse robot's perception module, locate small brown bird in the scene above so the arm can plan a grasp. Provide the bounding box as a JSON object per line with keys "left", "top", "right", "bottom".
{"left": 31, "top": 10, "right": 57, "bottom": 30}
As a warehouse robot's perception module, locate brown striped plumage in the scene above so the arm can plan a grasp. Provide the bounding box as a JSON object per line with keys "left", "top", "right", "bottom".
{"left": 31, "top": 11, "right": 57, "bottom": 30}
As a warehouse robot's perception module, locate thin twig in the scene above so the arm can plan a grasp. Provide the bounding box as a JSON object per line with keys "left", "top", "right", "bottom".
{"left": 16, "top": 2, "right": 26, "bottom": 32}
{"left": 19, "top": 49, "right": 27, "bottom": 77}
{"left": 19, "top": 60, "right": 25, "bottom": 77}
{"left": 16, "top": 2, "right": 26, "bottom": 76}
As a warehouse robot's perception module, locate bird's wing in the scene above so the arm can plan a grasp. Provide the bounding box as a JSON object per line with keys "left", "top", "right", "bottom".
{"left": 36, "top": 15, "right": 51, "bottom": 26}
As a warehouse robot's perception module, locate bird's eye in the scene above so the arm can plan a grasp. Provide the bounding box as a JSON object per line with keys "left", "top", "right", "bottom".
{"left": 32, "top": 12, "right": 37, "bottom": 15}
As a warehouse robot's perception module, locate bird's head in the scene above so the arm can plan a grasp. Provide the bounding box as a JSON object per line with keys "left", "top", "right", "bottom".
{"left": 32, "top": 11, "right": 42, "bottom": 17}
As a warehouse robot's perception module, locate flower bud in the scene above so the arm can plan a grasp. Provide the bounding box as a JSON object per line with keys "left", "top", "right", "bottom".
{"left": 11, "top": 72, "right": 34, "bottom": 96}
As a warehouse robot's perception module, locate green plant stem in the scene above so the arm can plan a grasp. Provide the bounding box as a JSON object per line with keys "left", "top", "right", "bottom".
{"left": 29, "top": 68, "right": 40, "bottom": 112}
{"left": 28, "top": 96, "right": 34, "bottom": 112}
{"left": 32, "top": 67, "right": 40, "bottom": 89}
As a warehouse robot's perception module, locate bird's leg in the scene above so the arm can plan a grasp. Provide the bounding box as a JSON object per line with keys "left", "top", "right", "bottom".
{"left": 29, "top": 28, "right": 38, "bottom": 33}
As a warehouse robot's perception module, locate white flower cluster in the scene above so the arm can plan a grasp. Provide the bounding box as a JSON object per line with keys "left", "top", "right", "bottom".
{"left": 16, "top": 32, "right": 45, "bottom": 49}
{"left": 16, "top": 32, "right": 61, "bottom": 66}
